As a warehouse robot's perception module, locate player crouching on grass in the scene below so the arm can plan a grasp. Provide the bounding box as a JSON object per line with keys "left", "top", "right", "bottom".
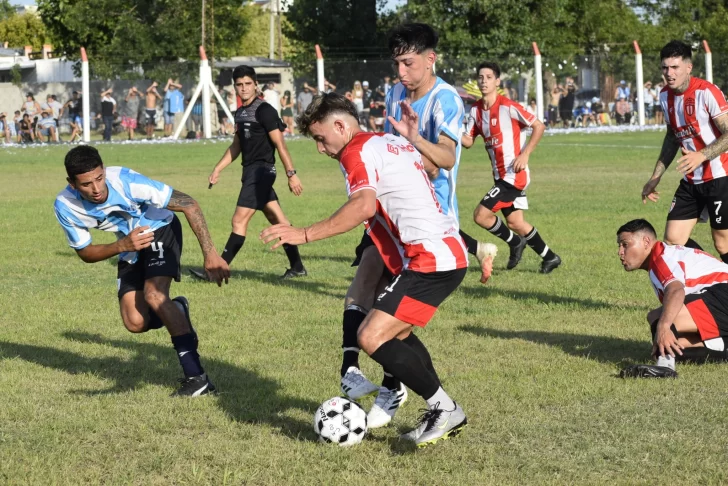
{"left": 54, "top": 146, "right": 230, "bottom": 396}
{"left": 261, "top": 93, "right": 468, "bottom": 447}
{"left": 617, "top": 219, "right": 728, "bottom": 378}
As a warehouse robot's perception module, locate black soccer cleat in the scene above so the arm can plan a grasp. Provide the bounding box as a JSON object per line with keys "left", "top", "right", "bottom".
{"left": 539, "top": 254, "right": 562, "bottom": 274}
{"left": 619, "top": 364, "right": 678, "bottom": 379}
{"left": 281, "top": 267, "right": 308, "bottom": 279}
{"left": 172, "top": 296, "right": 197, "bottom": 342}
{"left": 171, "top": 374, "right": 216, "bottom": 397}
{"left": 506, "top": 235, "right": 528, "bottom": 270}
{"left": 188, "top": 268, "right": 212, "bottom": 282}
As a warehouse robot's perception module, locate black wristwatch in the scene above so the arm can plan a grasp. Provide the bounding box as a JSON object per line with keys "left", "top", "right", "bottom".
{"left": 286, "top": 169, "right": 297, "bottom": 178}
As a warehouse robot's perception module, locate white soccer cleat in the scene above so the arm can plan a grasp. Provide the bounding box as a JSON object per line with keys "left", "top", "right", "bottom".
{"left": 367, "top": 383, "right": 408, "bottom": 428}
{"left": 340, "top": 366, "right": 378, "bottom": 400}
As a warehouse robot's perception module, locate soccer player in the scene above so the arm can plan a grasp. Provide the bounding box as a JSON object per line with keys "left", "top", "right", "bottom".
{"left": 192, "top": 65, "right": 306, "bottom": 281}
{"left": 617, "top": 219, "right": 728, "bottom": 378}
{"left": 642, "top": 40, "right": 728, "bottom": 258}
{"left": 54, "top": 146, "right": 230, "bottom": 396}
{"left": 462, "top": 61, "right": 562, "bottom": 274}
{"left": 338, "top": 23, "right": 496, "bottom": 429}
{"left": 262, "top": 93, "right": 468, "bottom": 447}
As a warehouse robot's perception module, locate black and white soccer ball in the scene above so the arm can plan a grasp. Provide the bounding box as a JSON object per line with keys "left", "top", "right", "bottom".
{"left": 313, "top": 397, "right": 368, "bottom": 446}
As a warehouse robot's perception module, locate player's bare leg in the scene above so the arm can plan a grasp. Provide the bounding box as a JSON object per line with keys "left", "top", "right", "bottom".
{"left": 474, "top": 204, "right": 526, "bottom": 271}
{"left": 262, "top": 201, "right": 306, "bottom": 278}
{"left": 504, "top": 209, "right": 561, "bottom": 274}
{"left": 663, "top": 218, "right": 698, "bottom": 246}
{"left": 710, "top": 228, "right": 728, "bottom": 258}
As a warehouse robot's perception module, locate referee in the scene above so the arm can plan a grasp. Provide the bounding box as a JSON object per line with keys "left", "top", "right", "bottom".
{"left": 193, "top": 65, "right": 306, "bottom": 280}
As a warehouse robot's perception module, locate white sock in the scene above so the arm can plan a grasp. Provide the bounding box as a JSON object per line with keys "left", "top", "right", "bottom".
{"left": 426, "top": 387, "right": 455, "bottom": 411}
{"left": 656, "top": 355, "right": 676, "bottom": 370}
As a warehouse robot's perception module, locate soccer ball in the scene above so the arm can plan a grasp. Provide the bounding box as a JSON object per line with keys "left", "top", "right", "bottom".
{"left": 313, "top": 397, "right": 368, "bottom": 446}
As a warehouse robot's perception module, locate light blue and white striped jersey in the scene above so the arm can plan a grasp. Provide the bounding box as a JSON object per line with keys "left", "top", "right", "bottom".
{"left": 54, "top": 166, "right": 174, "bottom": 263}
{"left": 384, "top": 77, "right": 464, "bottom": 220}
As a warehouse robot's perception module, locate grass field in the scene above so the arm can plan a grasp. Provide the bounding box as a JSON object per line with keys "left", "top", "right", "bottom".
{"left": 1, "top": 131, "right": 726, "bottom": 485}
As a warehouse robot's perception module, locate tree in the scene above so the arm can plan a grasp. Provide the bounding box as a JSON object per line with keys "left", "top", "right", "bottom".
{"left": 37, "top": 0, "right": 249, "bottom": 80}
{"left": 0, "top": 13, "right": 52, "bottom": 50}
{"left": 238, "top": 3, "right": 292, "bottom": 58}
{"left": 0, "top": 0, "right": 13, "bottom": 22}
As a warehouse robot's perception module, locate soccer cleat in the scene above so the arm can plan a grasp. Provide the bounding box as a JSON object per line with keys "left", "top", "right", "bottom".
{"left": 620, "top": 364, "right": 678, "bottom": 379}
{"left": 506, "top": 235, "right": 528, "bottom": 270}
{"left": 539, "top": 254, "right": 562, "bottom": 274}
{"left": 476, "top": 242, "right": 497, "bottom": 284}
{"left": 172, "top": 296, "right": 197, "bottom": 342}
{"left": 340, "top": 366, "right": 379, "bottom": 400}
{"left": 281, "top": 267, "right": 308, "bottom": 279}
{"left": 367, "top": 384, "right": 408, "bottom": 428}
{"left": 171, "top": 374, "right": 216, "bottom": 397}
{"left": 401, "top": 402, "right": 467, "bottom": 447}
{"left": 188, "top": 268, "right": 211, "bottom": 282}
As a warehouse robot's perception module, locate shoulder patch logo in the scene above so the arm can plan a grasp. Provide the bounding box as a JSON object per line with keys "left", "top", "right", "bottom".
{"left": 387, "top": 144, "right": 399, "bottom": 155}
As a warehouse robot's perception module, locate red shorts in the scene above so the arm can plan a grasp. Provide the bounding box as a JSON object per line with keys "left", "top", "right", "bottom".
{"left": 373, "top": 268, "right": 466, "bottom": 327}
{"left": 684, "top": 283, "right": 728, "bottom": 349}
{"left": 121, "top": 116, "right": 137, "bottom": 129}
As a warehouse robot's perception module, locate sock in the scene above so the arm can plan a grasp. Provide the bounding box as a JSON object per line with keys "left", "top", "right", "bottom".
{"left": 147, "top": 310, "right": 164, "bottom": 331}
{"left": 341, "top": 305, "right": 367, "bottom": 376}
{"left": 721, "top": 253, "right": 728, "bottom": 264}
{"left": 486, "top": 217, "right": 518, "bottom": 246}
{"left": 282, "top": 243, "right": 305, "bottom": 272}
{"left": 222, "top": 233, "right": 246, "bottom": 265}
{"left": 655, "top": 354, "right": 676, "bottom": 370}
{"left": 381, "top": 370, "right": 400, "bottom": 390}
{"left": 172, "top": 299, "right": 197, "bottom": 343}
{"left": 403, "top": 333, "right": 440, "bottom": 386}
{"left": 685, "top": 238, "right": 704, "bottom": 251}
{"left": 425, "top": 386, "right": 456, "bottom": 411}
{"left": 525, "top": 227, "right": 556, "bottom": 259}
{"left": 369, "top": 338, "right": 439, "bottom": 399}
{"left": 171, "top": 333, "right": 204, "bottom": 378}
{"left": 459, "top": 230, "right": 478, "bottom": 256}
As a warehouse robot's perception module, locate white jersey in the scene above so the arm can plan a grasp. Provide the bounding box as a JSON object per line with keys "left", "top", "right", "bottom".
{"left": 54, "top": 166, "right": 174, "bottom": 263}
{"left": 648, "top": 241, "right": 728, "bottom": 302}
{"left": 339, "top": 132, "right": 467, "bottom": 275}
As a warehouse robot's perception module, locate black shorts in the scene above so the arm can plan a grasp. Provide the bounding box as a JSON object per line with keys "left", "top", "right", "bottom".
{"left": 145, "top": 109, "right": 156, "bottom": 125}
{"left": 559, "top": 109, "right": 573, "bottom": 121}
{"left": 373, "top": 268, "right": 466, "bottom": 327}
{"left": 117, "top": 216, "right": 183, "bottom": 299}
{"left": 667, "top": 178, "right": 728, "bottom": 229}
{"left": 352, "top": 230, "right": 374, "bottom": 267}
{"left": 684, "top": 283, "right": 728, "bottom": 349}
{"left": 480, "top": 179, "right": 527, "bottom": 214}
{"left": 548, "top": 105, "right": 558, "bottom": 121}
{"left": 237, "top": 164, "right": 278, "bottom": 210}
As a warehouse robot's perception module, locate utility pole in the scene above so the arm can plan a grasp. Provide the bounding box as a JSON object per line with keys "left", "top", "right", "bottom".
{"left": 277, "top": 0, "right": 282, "bottom": 60}
{"left": 201, "top": 0, "right": 206, "bottom": 50}
{"left": 269, "top": 0, "right": 275, "bottom": 59}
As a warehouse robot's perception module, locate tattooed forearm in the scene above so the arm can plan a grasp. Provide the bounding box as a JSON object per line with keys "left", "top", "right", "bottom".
{"left": 655, "top": 129, "right": 679, "bottom": 174}
{"left": 700, "top": 116, "right": 728, "bottom": 161}
{"left": 167, "top": 190, "right": 217, "bottom": 257}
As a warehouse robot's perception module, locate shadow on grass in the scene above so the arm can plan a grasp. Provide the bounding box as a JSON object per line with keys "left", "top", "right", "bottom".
{"left": 0, "top": 331, "right": 320, "bottom": 442}
{"left": 459, "top": 324, "right": 648, "bottom": 365}
{"left": 458, "top": 285, "right": 642, "bottom": 311}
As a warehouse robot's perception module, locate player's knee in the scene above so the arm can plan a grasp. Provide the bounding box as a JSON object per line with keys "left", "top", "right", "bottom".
{"left": 143, "top": 287, "right": 168, "bottom": 311}
{"left": 122, "top": 313, "right": 147, "bottom": 333}
{"left": 357, "top": 326, "right": 383, "bottom": 355}
{"left": 711, "top": 235, "right": 728, "bottom": 254}
{"left": 473, "top": 207, "right": 495, "bottom": 228}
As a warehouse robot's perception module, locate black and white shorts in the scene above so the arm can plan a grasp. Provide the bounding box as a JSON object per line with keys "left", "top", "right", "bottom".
{"left": 373, "top": 268, "right": 466, "bottom": 327}
{"left": 668, "top": 178, "right": 728, "bottom": 229}
{"left": 237, "top": 163, "right": 278, "bottom": 210}
{"left": 117, "top": 216, "right": 182, "bottom": 299}
{"left": 480, "top": 179, "right": 529, "bottom": 215}
{"left": 684, "top": 283, "right": 728, "bottom": 351}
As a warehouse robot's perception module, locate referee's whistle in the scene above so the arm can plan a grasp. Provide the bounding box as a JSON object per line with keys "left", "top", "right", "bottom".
{"left": 208, "top": 183, "right": 213, "bottom": 190}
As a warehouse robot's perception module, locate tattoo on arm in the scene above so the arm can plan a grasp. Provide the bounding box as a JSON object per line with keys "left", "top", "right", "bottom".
{"left": 166, "top": 190, "right": 216, "bottom": 257}
{"left": 656, "top": 129, "right": 679, "bottom": 173}
{"left": 701, "top": 116, "right": 728, "bottom": 161}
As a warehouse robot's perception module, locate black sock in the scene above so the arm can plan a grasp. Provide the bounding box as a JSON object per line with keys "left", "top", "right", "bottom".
{"left": 676, "top": 347, "right": 728, "bottom": 363}
{"left": 486, "top": 217, "right": 518, "bottom": 246}
{"left": 403, "top": 333, "right": 440, "bottom": 386}
{"left": 685, "top": 238, "right": 704, "bottom": 251}
{"left": 171, "top": 333, "right": 204, "bottom": 377}
{"left": 282, "top": 243, "right": 305, "bottom": 272}
{"left": 525, "top": 227, "right": 555, "bottom": 259}
{"left": 369, "top": 338, "right": 439, "bottom": 399}
{"left": 341, "top": 305, "right": 367, "bottom": 376}
{"left": 459, "top": 230, "right": 478, "bottom": 256}
{"left": 721, "top": 253, "right": 728, "bottom": 264}
{"left": 222, "top": 233, "right": 246, "bottom": 265}
{"left": 147, "top": 310, "right": 164, "bottom": 331}
{"left": 381, "top": 370, "right": 400, "bottom": 390}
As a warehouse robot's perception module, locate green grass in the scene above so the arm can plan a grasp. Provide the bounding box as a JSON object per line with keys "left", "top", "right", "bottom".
{"left": 1, "top": 131, "right": 726, "bottom": 485}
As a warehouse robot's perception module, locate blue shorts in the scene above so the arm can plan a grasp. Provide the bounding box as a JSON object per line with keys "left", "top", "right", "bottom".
{"left": 40, "top": 127, "right": 54, "bottom": 136}
{"left": 164, "top": 112, "right": 174, "bottom": 125}
{"left": 73, "top": 116, "right": 83, "bottom": 126}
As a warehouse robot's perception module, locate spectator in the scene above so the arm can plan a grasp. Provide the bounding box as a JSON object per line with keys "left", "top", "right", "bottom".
{"left": 263, "top": 82, "right": 281, "bottom": 114}
{"left": 280, "top": 90, "right": 294, "bottom": 135}
{"left": 642, "top": 81, "right": 655, "bottom": 122}
{"left": 324, "top": 79, "right": 336, "bottom": 93}
{"left": 225, "top": 89, "right": 237, "bottom": 135}
{"left": 381, "top": 75, "right": 392, "bottom": 96}
{"left": 297, "top": 82, "right": 313, "bottom": 114}
{"left": 122, "top": 87, "right": 143, "bottom": 141}
{"left": 592, "top": 97, "right": 610, "bottom": 126}
{"left": 615, "top": 80, "right": 630, "bottom": 102}
{"left": 614, "top": 97, "right": 631, "bottom": 125}
{"left": 361, "top": 81, "right": 372, "bottom": 129}
{"left": 18, "top": 113, "right": 34, "bottom": 143}
{"left": 0, "top": 112, "right": 10, "bottom": 144}
{"left": 144, "top": 82, "right": 162, "bottom": 139}
{"left": 21, "top": 92, "right": 41, "bottom": 120}
{"left": 64, "top": 91, "right": 84, "bottom": 143}
{"left": 187, "top": 96, "right": 203, "bottom": 138}
{"left": 526, "top": 98, "right": 538, "bottom": 117}
{"left": 163, "top": 78, "right": 184, "bottom": 137}
{"left": 44, "top": 94, "right": 63, "bottom": 140}
{"left": 559, "top": 78, "right": 577, "bottom": 128}
{"left": 98, "top": 88, "right": 117, "bottom": 141}
{"left": 35, "top": 110, "right": 57, "bottom": 143}
{"left": 368, "top": 87, "right": 385, "bottom": 131}
{"left": 654, "top": 82, "right": 664, "bottom": 125}
{"left": 12, "top": 110, "right": 21, "bottom": 143}
{"left": 352, "top": 80, "right": 364, "bottom": 117}
{"left": 548, "top": 84, "right": 563, "bottom": 127}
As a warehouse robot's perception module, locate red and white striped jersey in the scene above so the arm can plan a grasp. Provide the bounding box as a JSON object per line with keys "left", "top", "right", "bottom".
{"left": 465, "top": 95, "right": 536, "bottom": 190}
{"left": 660, "top": 77, "right": 728, "bottom": 184}
{"left": 648, "top": 241, "right": 728, "bottom": 302}
{"left": 339, "top": 132, "right": 468, "bottom": 275}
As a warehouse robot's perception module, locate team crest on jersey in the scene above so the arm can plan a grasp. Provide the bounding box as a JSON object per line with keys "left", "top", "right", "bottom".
{"left": 387, "top": 144, "right": 399, "bottom": 155}
{"left": 685, "top": 98, "right": 695, "bottom": 116}
{"left": 491, "top": 118, "right": 497, "bottom": 126}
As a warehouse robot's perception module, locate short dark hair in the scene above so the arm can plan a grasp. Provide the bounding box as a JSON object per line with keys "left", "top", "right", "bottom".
{"left": 477, "top": 61, "right": 501, "bottom": 79}
{"left": 617, "top": 219, "right": 657, "bottom": 238}
{"left": 232, "top": 65, "right": 257, "bottom": 83}
{"left": 295, "top": 92, "right": 359, "bottom": 137}
{"left": 660, "top": 40, "right": 692, "bottom": 61}
{"left": 64, "top": 146, "right": 104, "bottom": 181}
{"left": 388, "top": 23, "right": 438, "bottom": 58}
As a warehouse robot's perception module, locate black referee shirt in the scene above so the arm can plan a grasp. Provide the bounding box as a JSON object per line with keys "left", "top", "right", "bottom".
{"left": 234, "top": 98, "right": 286, "bottom": 166}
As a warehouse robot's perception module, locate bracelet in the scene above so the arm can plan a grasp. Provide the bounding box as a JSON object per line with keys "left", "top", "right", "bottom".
{"left": 304, "top": 227, "right": 309, "bottom": 243}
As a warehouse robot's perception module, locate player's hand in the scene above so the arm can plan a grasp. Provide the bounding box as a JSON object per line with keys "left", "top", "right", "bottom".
{"left": 652, "top": 326, "right": 684, "bottom": 359}
{"left": 204, "top": 254, "right": 230, "bottom": 287}
{"left": 288, "top": 174, "right": 303, "bottom": 196}
{"left": 260, "top": 224, "right": 306, "bottom": 250}
{"left": 676, "top": 146, "right": 707, "bottom": 175}
{"left": 120, "top": 226, "right": 155, "bottom": 252}
{"left": 641, "top": 178, "right": 660, "bottom": 204}
{"left": 387, "top": 101, "right": 421, "bottom": 145}
{"left": 512, "top": 153, "right": 529, "bottom": 172}
{"left": 208, "top": 171, "right": 220, "bottom": 186}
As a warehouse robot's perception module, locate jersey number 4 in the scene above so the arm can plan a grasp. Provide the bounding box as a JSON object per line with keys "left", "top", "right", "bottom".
{"left": 150, "top": 242, "right": 165, "bottom": 259}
